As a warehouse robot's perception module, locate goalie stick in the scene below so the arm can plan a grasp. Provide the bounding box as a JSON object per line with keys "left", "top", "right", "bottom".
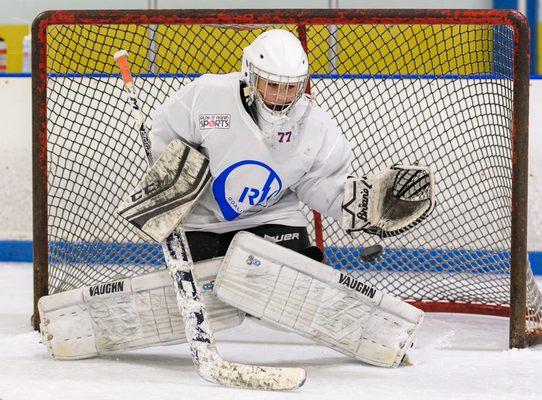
{"left": 113, "top": 50, "right": 306, "bottom": 390}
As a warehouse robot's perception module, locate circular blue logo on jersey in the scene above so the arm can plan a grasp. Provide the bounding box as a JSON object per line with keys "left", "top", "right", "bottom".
{"left": 212, "top": 160, "right": 283, "bottom": 221}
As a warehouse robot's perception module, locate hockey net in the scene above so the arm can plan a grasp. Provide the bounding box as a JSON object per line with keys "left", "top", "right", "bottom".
{"left": 32, "top": 9, "right": 542, "bottom": 347}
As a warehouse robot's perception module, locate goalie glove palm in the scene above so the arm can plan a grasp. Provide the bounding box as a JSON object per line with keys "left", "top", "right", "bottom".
{"left": 342, "top": 165, "right": 435, "bottom": 237}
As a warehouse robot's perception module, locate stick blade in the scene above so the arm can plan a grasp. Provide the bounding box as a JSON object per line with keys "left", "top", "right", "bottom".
{"left": 200, "top": 361, "right": 306, "bottom": 390}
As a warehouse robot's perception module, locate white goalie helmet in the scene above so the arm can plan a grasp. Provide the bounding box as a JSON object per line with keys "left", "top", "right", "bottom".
{"left": 241, "top": 29, "right": 310, "bottom": 136}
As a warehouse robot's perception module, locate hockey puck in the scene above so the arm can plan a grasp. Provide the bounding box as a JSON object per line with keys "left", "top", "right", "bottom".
{"left": 359, "top": 244, "right": 383, "bottom": 262}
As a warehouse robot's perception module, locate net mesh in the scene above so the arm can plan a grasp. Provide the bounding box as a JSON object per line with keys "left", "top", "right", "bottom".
{"left": 39, "top": 21, "right": 542, "bottom": 335}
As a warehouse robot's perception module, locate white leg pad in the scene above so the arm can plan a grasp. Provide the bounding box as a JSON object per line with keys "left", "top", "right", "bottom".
{"left": 214, "top": 232, "right": 423, "bottom": 368}
{"left": 38, "top": 258, "right": 244, "bottom": 360}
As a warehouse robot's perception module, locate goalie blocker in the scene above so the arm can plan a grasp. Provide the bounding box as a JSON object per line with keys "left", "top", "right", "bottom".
{"left": 214, "top": 232, "right": 424, "bottom": 368}
{"left": 342, "top": 164, "right": 435, "bottom": 237}
{"left": 117, "top": 138, "right": 211, "bottom": 243}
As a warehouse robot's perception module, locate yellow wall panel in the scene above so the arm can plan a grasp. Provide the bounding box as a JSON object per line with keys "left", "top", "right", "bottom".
{"left": 45, "top": 24, "right": 332, "bottom": 76}
{"left": 337, "top": 25, "right": 493, "bottom": 76}
{"left": 47, "top": 25, "right": 150, "bottom": 74}
{"left": 0, "top": 25, "right": 30, "bottom": 73}
{"left": 41, "top": 23, "right": 495, "bottom": 77}
{"left": 306, "top": 25, "right": 331, "bottom": 75}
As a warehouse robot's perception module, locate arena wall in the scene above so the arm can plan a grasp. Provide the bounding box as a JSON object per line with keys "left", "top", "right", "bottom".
{"left": 1, "top": 76, "right": 541, "bottom": 245}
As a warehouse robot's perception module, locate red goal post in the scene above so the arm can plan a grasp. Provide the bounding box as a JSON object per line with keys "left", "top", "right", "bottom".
{"left": 32, "top": 9, "right": 540, "bottom": 348}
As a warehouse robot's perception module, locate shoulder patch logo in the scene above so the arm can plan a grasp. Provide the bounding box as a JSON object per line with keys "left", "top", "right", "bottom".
{"left": 199, "top": 114, "right": 231, "bottom": 129}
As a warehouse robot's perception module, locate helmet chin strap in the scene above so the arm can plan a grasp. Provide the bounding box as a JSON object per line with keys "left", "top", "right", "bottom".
{"left": 263, "top": 101, "right": 290, "bottom": 112}
{"left": 255, "top": 100, "right": 289, "bottom": 135}
{"left": 255, "top": 94, "right": 313, "bottom": 147}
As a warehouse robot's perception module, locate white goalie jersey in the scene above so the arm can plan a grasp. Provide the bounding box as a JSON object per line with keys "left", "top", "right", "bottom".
{"left": 150, "top": 73, "right": 352, "bottom": 233}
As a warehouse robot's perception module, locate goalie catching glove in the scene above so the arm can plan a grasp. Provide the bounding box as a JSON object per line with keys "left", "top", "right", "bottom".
{"left": 342, "top": 164, "right": 435, "bottom": 237}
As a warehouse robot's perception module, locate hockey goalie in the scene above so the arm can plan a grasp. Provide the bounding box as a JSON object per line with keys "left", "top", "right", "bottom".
{"left": 38, "top": 29, "right": 435, "bottom": 381}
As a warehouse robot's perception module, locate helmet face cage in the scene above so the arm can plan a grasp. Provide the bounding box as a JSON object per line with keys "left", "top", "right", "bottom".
{"left": 250, "top": 64, "right": 309, "bottom": 116}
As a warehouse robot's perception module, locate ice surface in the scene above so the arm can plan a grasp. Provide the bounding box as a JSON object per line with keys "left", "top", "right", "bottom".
{"left": 0, "top": 263, "right": 541, "bottom": 400}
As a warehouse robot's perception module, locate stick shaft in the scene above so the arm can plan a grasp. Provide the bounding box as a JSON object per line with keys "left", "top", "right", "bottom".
{"left": 113, "top": 51, "right": 306, "bottom": 390}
